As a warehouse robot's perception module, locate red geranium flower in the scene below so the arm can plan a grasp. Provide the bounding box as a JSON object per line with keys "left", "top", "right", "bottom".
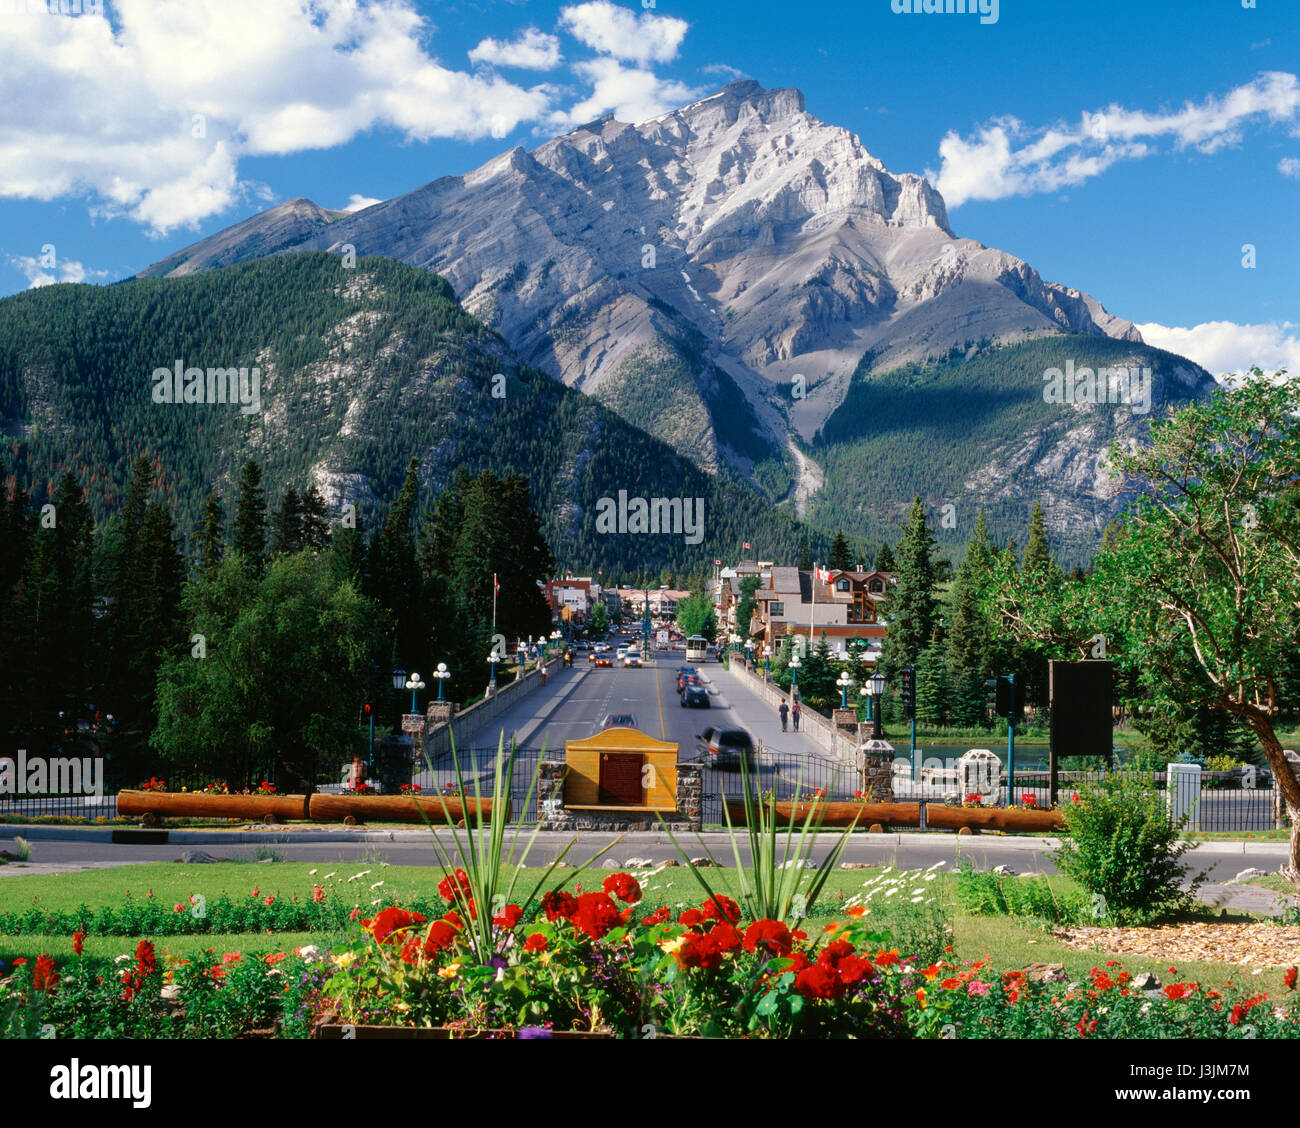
{"left": 643, "top": 905, "right": 671, "bottom": 925}
{"left": 523, "top": 933, "right": 548, "bottom": 953}
{"left": 710, "top": 922, "right": 743, "bottom": 954}
{"left": 1285, "top": 966, "right": 1298, "bottom": 991}
{"left": 701, "top": 894, "right": 741, "bottom": 924}
{"left": 423, "top": 920, "right": 459, "bottom": 953}
{"left": 571, "top": 892, "right": 622, "bottom": 940}
{"left": 437, "top": 869, "right": 472, "bottom": 903}
{"left": 794, "top": 964, "right": 845, "bottom": 1000}
{"left": 492, "top": 903, "right": 523, "bottom": 930}
{"left": 873, "top": 949, "right": 901, "bottom": 968}
{"left": 676, "top": 931, "right": 725, "bottom": 971}
{"left": 602, "top": 872, "right": 643, "bottom": 904}
{"left": 819, "top": 938, "right": 856, "bottom": 967}
{"left": 678, "top": 908, "right": 705, "bottom": 927}
{"left": 837, "top": 954, "right": 875, "bottom": 986}
{"left": 541, "top": 890, "right": 578, "bottom": 922}
{"left": 367, "top": 906, "right": 428, "bottom": 944}
{"left": 744, "top": 919, "right": 794, "bottom": 957}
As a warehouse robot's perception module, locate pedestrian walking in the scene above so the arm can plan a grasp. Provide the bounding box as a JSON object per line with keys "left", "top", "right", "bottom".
{"left": 778, "top": 701, "right": 789, "bottom": 732}
{"left": 792, "top": 702, "right": 801, "bottom": 732}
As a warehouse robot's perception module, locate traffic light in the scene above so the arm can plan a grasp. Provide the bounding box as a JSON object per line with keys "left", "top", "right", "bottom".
{"left": 990, "top": 676, "right": 1024, "bottom": 721}
{"left": 900, "top": 665, "right": 917, "bottom": 720}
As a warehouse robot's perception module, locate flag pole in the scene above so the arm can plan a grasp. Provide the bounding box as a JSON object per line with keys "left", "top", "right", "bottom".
{"left": 492, "top": 572, "right": 498, "bottom": 638}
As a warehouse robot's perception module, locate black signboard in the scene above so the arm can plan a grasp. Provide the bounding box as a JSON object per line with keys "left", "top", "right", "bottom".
{"left": 598, "top": 752, "right": 644, "bottom": 806}
{"left": 1049, "top": 660, "right": 1114, "bottom": 804}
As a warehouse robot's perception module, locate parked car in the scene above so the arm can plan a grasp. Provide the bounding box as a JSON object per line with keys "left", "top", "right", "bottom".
{"left": 696, "top": 727, "right": 756, "bottom": 769}
{"left": 680, "top": 683, "right": 709, "bottom": 708}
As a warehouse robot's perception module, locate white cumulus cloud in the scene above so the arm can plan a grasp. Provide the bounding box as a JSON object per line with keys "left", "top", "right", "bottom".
{"left": 932, "top": 72, "right": 1300, "bottom": 206}
{"left": 10, "top": 255, "right": 107, "bottom": 289}
{"left": 1279, "top": 157, "right": 1300, "bottom": 178}
{"left": 0, "top": 0, "right": 554, "bottom": 233}
{"left": 469, "top": 28, "right": 562, "bottom": 70}
{"left": 1136, "top": 320, "right": 1300, "bottom": 383}
{"left": 559, "top": 1, "right": 688, "bottom": 66}
{"left": 341, "top": 194, "right": 383, "bottom": 212}
{"left": 547, "top": 58, "right": 706, "bottom": 130}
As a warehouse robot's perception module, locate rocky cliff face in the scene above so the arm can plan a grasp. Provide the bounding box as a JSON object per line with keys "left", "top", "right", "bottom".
{"left": 138, "top": 79, "right": 1150, "bottom": 504}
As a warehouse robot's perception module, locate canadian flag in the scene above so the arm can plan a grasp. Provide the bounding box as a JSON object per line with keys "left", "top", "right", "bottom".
{"left": 815, "top": 566, "right": 833, "bottom": 583}
{"left": 493, "top": 573, "right": 500, "bottom": 595}
{"left": 742, "top": 541, "right": 751, "bottom": 550}
{"left": 713, "top": 558, "right": 722, "bottom": 566}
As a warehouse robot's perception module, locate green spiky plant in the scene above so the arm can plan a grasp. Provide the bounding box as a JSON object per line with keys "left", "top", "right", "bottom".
{"left": 658, "top": 753, "right": 860, "bottom": 928}
{"left": 414, "top": 731, "right": 620, "bottom": 962}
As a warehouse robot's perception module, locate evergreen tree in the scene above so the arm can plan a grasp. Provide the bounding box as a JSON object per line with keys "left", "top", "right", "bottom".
{"left": 829, "top": 529, "right": 853, "bottom": 571}
{"left": 232, "top": 460, "right": 267, "bottom": 572}
{"left": 270, "top": 488, "right": 303, "bottom": 557}
{"left": 369, "top": 458, "right": 423, "bottom": 669}
{"left": 199, "top": 490, "right": 225, "bottom": 580}
{"left": 877, "top": 497, "right": 940, "bottom": 681}
{"left": 300, "top": 485, "right": 331, "bottom": 551}
{"left": 1022, "top": 501, "right": 1057, "bottom": 577}
{"left": 874, "top": 541, "right": 896, "bottom": 572}
{"left": 797, "top": 535, "right": 812, "bottom": 571}
{"left": 915, "top": 641, "right": 950, "bottom": 726}
{"left": 946, "top": 510, "right": 994, "bottom": 679}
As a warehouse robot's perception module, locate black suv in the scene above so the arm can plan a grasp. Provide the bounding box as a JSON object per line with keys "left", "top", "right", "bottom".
{"left": 696, "top": 727, "right": 756, "bottom": 768}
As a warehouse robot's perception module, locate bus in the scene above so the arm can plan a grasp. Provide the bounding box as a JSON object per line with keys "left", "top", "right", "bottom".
{"left": 685, "top": 636, "right": 710, "bottom": 663}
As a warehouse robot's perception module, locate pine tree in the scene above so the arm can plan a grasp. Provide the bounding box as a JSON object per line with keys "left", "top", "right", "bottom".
{"left": 1022, "top": 501, "right": 1056, "bottom": 577}
{"left": 829, "top": 529, "right": 852, "bottom": 571}
{"left": 270, "top": 488, "right": 303, "bottom": 557}
{"left": 232, "top": 459, "right": 267, "bottom": 572}
{"left": 369, "top": 458, "right": 423, "bottom": 668}
{"left": 199, "top": 491, "right": 224, "bottom": 580}
{"left": 877, "top": 497, "right": 940, "bottom": 681}
{"left": 874, "top": 541, "right": 897, "bottom": 572}
{"left": 797, "top": 535, "right": 812, "bottom": 570}
{"left": 946, "top": 510, "right": 994, "bottom": 679}
{"left": 300, "top": 486, "right": 331, "bottom": 551}
{"left": 915, "top": 641, "right": 950, "bottom": 726}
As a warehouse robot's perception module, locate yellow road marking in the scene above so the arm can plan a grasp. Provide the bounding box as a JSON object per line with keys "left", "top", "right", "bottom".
{"left": 656, "top": 662, "right": 666, "bottom": 739}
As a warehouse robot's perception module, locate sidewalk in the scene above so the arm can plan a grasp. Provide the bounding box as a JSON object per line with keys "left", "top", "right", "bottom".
{"left": 705, "top": 660, "right": 819, "bottom": 759}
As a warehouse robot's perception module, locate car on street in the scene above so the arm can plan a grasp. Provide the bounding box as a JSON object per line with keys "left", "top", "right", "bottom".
{"left": 593, "top": 654, "right": 613, "bottom": 667}
{"left": 600, "top": 713, "right": 638, "bottom": 730}
{"left": 676, "top": 666, "right": 697, "bottom": 690}
{"left": 696, "top": 727, "right": 757, "bottom": 769}
{"left": 680, "top": 683, "right": 709, "bottom": 708}
{"left": 622, "top": 651, "right": 642, "bottom": 667}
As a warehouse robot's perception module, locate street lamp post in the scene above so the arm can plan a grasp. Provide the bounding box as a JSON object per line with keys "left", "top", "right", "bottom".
{"left": 857, "top": 649, "right": 873, "bottom": 720}
{"left": 432, "top": 662, "right": 450, "bottom": 701}
{"left": 868, "top": 672, "right": 885, "bottom": 741}
{"left": 836, "top": 670, "right": 855, "bottom": 710}
{"left": 762, "top": 644, "right": 772, "bottom": 682}
{"left": 549, "top": 629, "right": 562, "bottom": 659}
{"left": 745, "top": 639, "right": 755, "bottom": 670}
{"left": 789, "top": 653, "right": 801, "bottom": 696}
{"left": 487, "top": 651, "right": 500, "bottom": 694}
{"left": 405, "top": 672, "right": 425, "bottom": 714}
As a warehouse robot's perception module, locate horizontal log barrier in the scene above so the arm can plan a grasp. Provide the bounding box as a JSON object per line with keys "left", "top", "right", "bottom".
{"left": 725, "top": 800, "right": 1064, "bottom": 832}
{"left": 117, "top": 790, "right": 309, "bottom": 821}
{"left": 116, "top": 790, "right": 507, "bottom": 825}
{"left": 306, "top": 792, "right": 508, "bottom": 824}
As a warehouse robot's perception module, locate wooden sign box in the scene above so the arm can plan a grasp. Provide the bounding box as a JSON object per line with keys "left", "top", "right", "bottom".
{"left": 563, "top": 727, "right": 678, "bottom": 812}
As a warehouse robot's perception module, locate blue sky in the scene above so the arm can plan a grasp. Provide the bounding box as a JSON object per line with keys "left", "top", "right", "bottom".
{"left": 2, "top": 0, "right": 1297, "bottom": 376}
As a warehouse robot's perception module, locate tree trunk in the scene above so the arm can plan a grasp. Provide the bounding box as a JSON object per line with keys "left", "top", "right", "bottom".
{"left": 1244, "top": 711, "right": 1300, "bottom": 887}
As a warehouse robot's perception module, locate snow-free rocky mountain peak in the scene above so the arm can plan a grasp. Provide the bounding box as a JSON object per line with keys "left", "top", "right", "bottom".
{"left": 139, "top": 79, "right": 1177, "bottom": 525}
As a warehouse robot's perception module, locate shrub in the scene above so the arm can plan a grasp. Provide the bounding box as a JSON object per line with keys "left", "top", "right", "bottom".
{"left": 1053, "top": 775, "right": 1197, "bottom": 924}
{"left": 953, "top": 865, "right": 1093, "bottom": 925}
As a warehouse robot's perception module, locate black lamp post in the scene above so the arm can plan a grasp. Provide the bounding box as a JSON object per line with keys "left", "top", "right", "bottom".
{"left": 868, "top": 672, "right": 885, "bottom": 740}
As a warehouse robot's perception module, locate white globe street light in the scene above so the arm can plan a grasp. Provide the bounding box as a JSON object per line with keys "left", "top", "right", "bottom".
{"left": 432, "top": 662, "right": 450, "bottom": 701}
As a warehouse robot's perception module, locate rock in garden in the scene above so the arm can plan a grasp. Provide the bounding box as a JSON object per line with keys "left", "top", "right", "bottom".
{"left": 178, "top": 850, "right": 218, "bottom": 864}
{"left": 601, "top": 858, "right": 621, "bottom": 869}
{"left": 993, "top": 865, "right": 1017, "bottom": 876}
{"left": 1234, "top": 868, "right": 1268, "bottom": 882}
{"left": 624, "top": 857, "right": 655, "bottom": 868}
{"left": 840, "top": 862, "right": 870, "bottom": 870}
{"left": 661, "top": 859, "right": 680, "bottom": 867}
{"left": 1131, "top": 971, "right": 1161, "bottom": 990}
{"left": 1019, "top": 963, "right": 1067, "bottom": 982}
{"left": 689, "top": 858, "right": 715, "bottom": 867}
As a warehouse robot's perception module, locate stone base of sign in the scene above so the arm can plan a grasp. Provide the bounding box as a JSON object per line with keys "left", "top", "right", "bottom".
{"left": 537, "top": 760, "right": 702, "bottom": 833}
{"left": 425, "top": 700, "right": 454, "bottom": 725}
{"left": 832, "top": 709, "right": 859, "bottom": 737}
{"left": 858, "top": 740, "right": 895, "bottom": 802}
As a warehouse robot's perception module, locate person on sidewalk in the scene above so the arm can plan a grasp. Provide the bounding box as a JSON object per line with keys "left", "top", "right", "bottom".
{"left": 778, "top": 701, "right": 789, "bottom": 732}
{"left": 792, "top": 702, "right": 801, "bottom": 732}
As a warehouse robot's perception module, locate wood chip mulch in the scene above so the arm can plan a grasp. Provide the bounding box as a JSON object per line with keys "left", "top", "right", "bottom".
{"left": 1050, "top": 923, "right": 1300, "bottom": 969}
